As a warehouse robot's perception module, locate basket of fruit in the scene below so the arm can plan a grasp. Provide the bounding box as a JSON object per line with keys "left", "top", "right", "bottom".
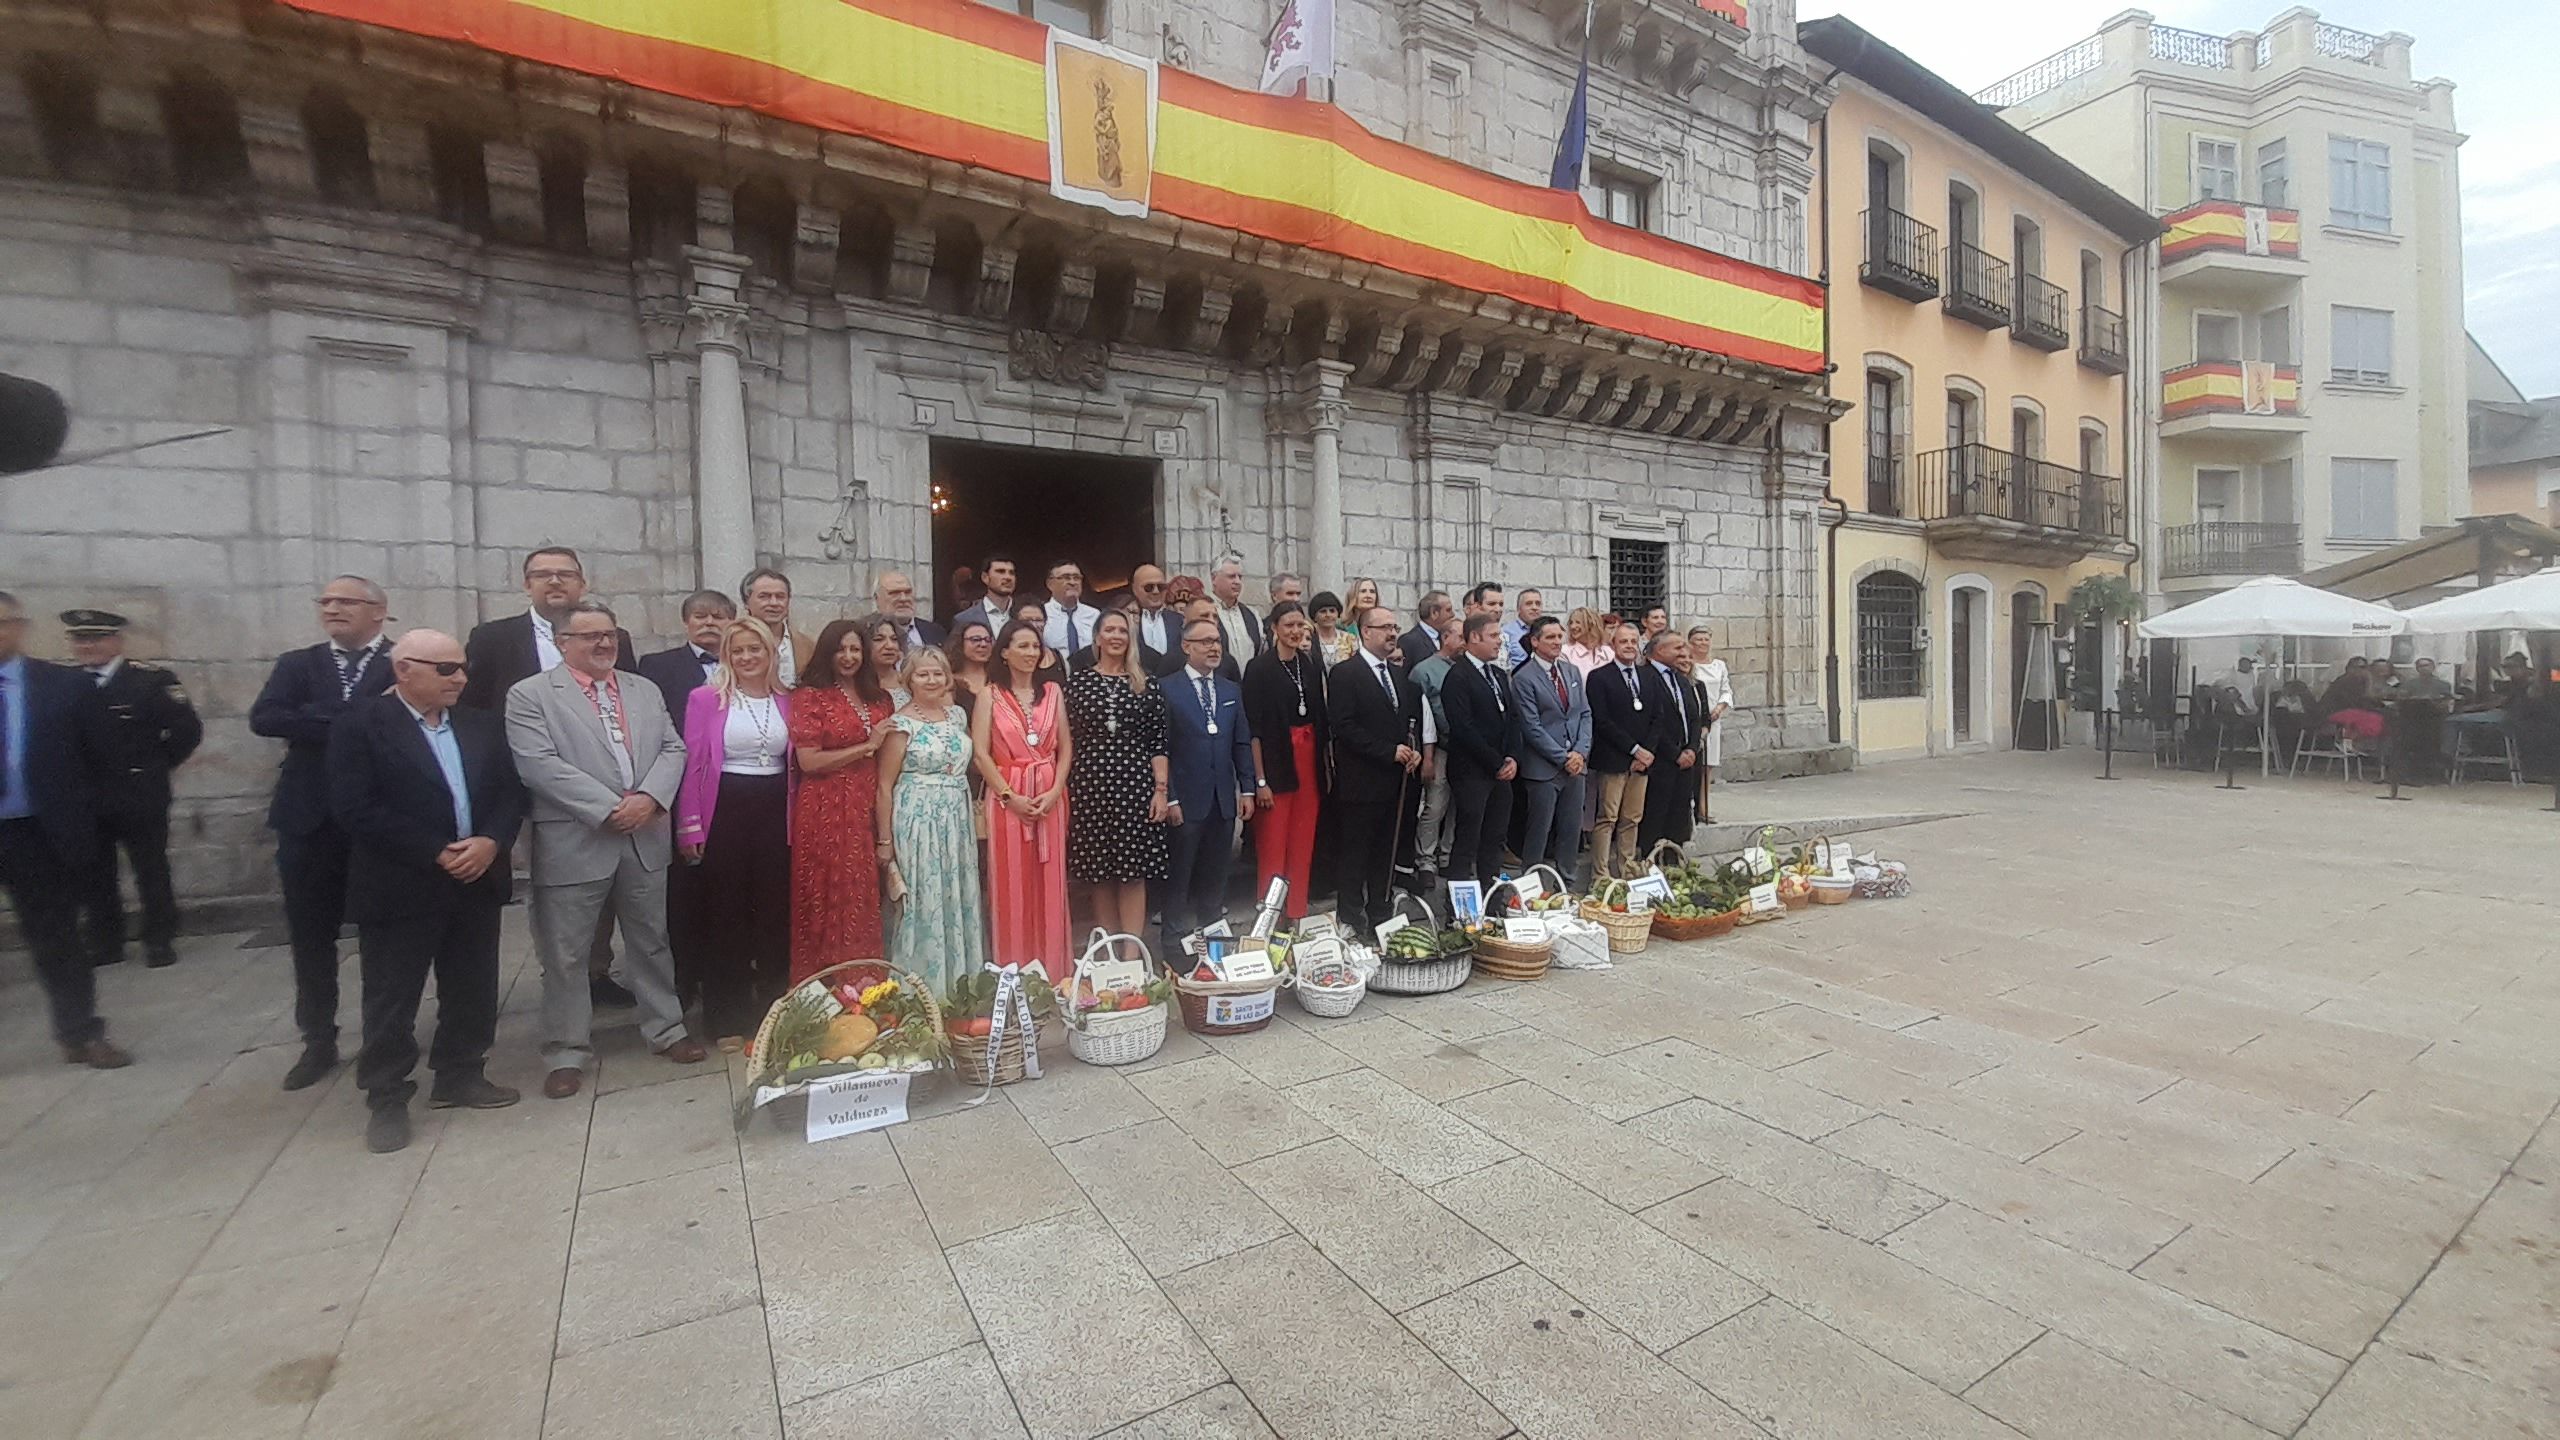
{"left": 737, "top": 962, "right": 949, "bottom": 1125}
{"left": 1647, "top": 846, "right": 1747, "bottom": 940}
{"left": 1776, "top": 871, "right": 1815, "bottom": 910}
{"left": 1372, "top": 894, "right": 1475, "bottom": 994}
{"left": 1577, "top": 877, "right": 1656, "bottom": 954}
{"left": 1064, "top": 930, "right": 1172, "bottom": 1067}
{"left": 1291, "top": 938, "right": 1375, "bottom": 1019}
{"left": 944, "top": 965, "right": 1058, "bottom": 1087}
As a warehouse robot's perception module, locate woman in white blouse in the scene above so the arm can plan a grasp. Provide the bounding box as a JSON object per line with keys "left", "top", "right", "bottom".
{"left": 675, "top": 618, "right": 795, "bottom": 1049}
{"left": 1688, "top": 625, "right": 1734, "bottom": 825}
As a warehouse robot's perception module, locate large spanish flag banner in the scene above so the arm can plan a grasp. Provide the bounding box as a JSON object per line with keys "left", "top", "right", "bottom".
{"left": 278, "top": 0, "right": 1823, "bottom": 374}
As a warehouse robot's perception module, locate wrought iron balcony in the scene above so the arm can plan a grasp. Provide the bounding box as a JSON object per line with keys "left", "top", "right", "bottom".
{"left": 2012, "top": 273, "right": 2069, "bottom": 351}
{"left": 2161, "top": 521, "right": 2302, "bottom": 579}
{"left": 2078, "top": 304, "right": 2127, "bottom": 374}
{"left": 1860, "top": 208, "right": 1940, "bottom": 302}
{"left": 1944, "top": 243, "right": 2012, "bottom": 330}
{"left": 1908, "top": 443, "right": 2126, "bottom": 564}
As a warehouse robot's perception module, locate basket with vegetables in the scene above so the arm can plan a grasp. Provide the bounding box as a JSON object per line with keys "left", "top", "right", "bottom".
{"left": 1471, "top": 877, "right": 1555, "bottom": 981}
{"left": 1370, "top": 895, "right": 1475, "bottom": 994}
{"left": 1649, "top": 848, "right": 1750, "bottom": 940}
{"left": 944, "top": 965, "right": 1058, "bottom": 1087}
{"left": 737, "top": 962, "right": 949, "bottom": 1125}
{"left": 1063, "top": 930, "right": 1172, "bottom": 1066}
{"left": 1576, "top": 877, "right": 1656, "bottom": 954}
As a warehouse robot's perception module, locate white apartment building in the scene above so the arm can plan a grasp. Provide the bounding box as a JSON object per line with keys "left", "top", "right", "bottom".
{"left": 1978, "top": 7, "right": 2468, "bottom": 608}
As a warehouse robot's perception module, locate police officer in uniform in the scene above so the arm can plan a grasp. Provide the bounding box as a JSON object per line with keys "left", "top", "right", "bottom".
{"left": 64, "top": 610, "right": 202, "bottom": 968}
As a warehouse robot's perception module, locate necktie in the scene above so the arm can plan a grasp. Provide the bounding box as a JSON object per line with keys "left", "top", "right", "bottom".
{"left": 1623, "top": 665, "right": 1644, "bottom": 710}
{"left": 91, "top": 668, "right": 109, "bottom": 688}
{"left": 1069, "top": 611, "right": 1084, "bottom": 654}
{"left": 594, "top": 678, "right": 636, "bottom": 787}
{"left": 1375, "top": 660, "right": 1395, "bottom": 700}
{"left": 1487, "top": 661, "right": 1505, "bottom": 712}
{"left": 1553, "top": 662, "right": 1568, "bottom": 709}
{"left": 1196, "top": 674, "right": 1213, "bottom": 717}
{"left": 333, "top": 647, "right": 360, "bottom": 699}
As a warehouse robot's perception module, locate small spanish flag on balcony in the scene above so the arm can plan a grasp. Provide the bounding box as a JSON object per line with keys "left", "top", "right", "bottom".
{"left": 1699, "top": 0, "right": 1749, "bottom": 25}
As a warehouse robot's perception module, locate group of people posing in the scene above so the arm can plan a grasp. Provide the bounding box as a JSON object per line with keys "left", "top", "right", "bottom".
{"left": 1, "top": 545, "right": 1740, "bottom": 1155}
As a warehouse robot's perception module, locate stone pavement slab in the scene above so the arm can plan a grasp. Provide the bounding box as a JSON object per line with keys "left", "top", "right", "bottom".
{"left": 9, "top": 750, "right": 2559, "bottom": 1440}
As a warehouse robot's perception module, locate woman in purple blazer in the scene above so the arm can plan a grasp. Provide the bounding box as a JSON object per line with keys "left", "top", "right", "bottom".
{"left": 675, "top": 618, "right": 796, "bottom": 1048}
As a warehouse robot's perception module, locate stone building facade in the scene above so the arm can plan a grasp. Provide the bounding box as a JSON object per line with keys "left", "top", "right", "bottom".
{"left": 0, "top": 0, "right": 1842, "bottom": 926}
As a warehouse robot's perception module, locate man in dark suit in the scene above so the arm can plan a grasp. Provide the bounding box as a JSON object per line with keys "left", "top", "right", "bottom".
{"left": 1329, "top": 606, "right": 1428, "bottom": 937}
{"left": 1511, "top": 615, "right": 1591, "bottom": 877}
{"left": 872, "top": 570, "right": 947, "bottom": 655}
{"left": 1399, "top": 591, "right": 1454, "bottom": 673}
{"left": 460, "top": 544, "right": 636, "bottom": 1008}
{"left": 457, "top": 545, "right": 636, "bottom": 711}
{"left": 1438, "top": 612, "right": 1522, "bottom": 889}
{"left": 637, "top": 589, "right": 735, "bottom": 721}
{"left": 329, "top": 628, "right": 526, "bottom": 1153}
{"left": 1586, "top": 621, "right": 1664, "bottom": 880}
{"left": 1639, "top": 629, "right": 1705, "bottom": 853}
{"left": 0, "top": 591, "right": 128, "bottom": 1067}
{"left": 1160, "top": 618, "right": 1257, "bottom": 952}
{"left": 249, "top": 574, "right": 397, "bottom": 1090}
{"left": 64, "top": 610, "right": 202, "bottom": 969}
{"left": 950, "top": 551, "right": 1020, "bottom": 637}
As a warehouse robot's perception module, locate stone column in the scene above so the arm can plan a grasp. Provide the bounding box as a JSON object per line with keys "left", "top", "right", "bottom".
{"left": 1296, "top": 359, "right": 1352, "bottom": 590}
{"left": 687, "top": 245, "right": 756, "bottom": 592}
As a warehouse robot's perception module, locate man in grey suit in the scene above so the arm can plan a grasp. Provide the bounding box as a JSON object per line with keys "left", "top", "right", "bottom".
{"left": 504, "top": 598, "right": 706, "bottom": 1099}
{"left": 1510, "top": 614, "right": 1591, "bottom": 877}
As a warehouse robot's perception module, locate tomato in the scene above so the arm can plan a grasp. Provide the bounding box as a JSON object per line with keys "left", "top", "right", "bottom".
{"left": 966, "top": 1017, "right": 993, "bottom": 1038}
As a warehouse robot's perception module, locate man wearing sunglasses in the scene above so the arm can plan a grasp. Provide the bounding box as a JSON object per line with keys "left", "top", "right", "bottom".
{"left": 1128, "top": 562, "right": 1176, "bottom": 663}
{"left": 249, "top": 574, "right": 398, "bottom": 1091}
{"left": 326, "top": 629, "right": 525, "bottom": 1152}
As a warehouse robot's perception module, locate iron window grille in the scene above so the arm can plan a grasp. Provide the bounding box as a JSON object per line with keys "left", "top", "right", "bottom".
{"left": 1857, "top": 573, "right": 1924, "bottom": 699}
{"left": 1608, "top": 538, "right": 1669, "bottom": 620}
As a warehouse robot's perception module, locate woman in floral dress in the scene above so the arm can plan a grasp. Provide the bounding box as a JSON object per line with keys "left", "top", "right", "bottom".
{"left": 874, "top": 646, "right": 982, "bottom": 997}
{"left": 972, "top": 620, "right": 1073, "bottom": 979}
{"left": 787, "top": 615, "right": 903, "bottom": 984}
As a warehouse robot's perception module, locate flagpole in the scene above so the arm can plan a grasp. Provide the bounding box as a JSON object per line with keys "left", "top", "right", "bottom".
{"left": 1578, "top": 0, "right": 1595, "bottom": 191}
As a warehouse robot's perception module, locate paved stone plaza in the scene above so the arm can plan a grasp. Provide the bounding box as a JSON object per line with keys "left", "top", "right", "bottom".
{"left": 1, "top": 751, "right": 2552, "bottom": 1440}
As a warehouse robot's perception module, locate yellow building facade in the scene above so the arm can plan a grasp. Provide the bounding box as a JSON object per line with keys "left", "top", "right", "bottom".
{"left": 1802, "top": 19, "right": 2158, "bottom": 759}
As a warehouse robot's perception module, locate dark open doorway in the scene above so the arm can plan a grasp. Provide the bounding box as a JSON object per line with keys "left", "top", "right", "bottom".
{"left": 929, "top": 439, "right": 1158, "bottom": 618}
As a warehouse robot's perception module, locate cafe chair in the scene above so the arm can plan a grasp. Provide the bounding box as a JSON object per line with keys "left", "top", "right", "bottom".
{"left": 2449, "top": 721, "right": 2523, "bottom": 788}
{"left": 2290, "top": 724, "right": 2365, "bottom": 783}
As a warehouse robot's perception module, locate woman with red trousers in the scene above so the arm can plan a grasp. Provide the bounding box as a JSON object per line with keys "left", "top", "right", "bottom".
{"left": 1242, "top": 600, "right": 1328, "bottom": 921}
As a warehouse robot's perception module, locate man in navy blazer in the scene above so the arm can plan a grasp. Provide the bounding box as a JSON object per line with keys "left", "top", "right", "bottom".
{"left": 1159, "top": 618, "right": 1257, "bottom": 951}
{"left": 329, "top": 628, "right": 527, "bottom": 1152}
{"left": 1437, "top": 612, "right": 1523, "bottom": 889}
{"left": 249, "top": 574, "right": 398, "bottom": 1089}
{"left": 457, "top": 545, "right": 636, "bottom": 712}
{"left": 0, "top": 591, "right": 128, "bottom": 1067}
{"left": 1510, "top": 615, "right": 1592, "bottom": 877}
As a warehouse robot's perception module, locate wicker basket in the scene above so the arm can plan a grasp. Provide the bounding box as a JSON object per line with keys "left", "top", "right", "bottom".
{"left": 1293, "top": 951, "right": 1369, "bottom": 1018}
{"left": 1808, "top": 876, "right": 1854, "bottom": 906}
{"left": 1579, "top": 879, "right": 1655, "bottom": 955}
{"left": 743, "top": 960, "right": 945, "bottom": 1073}
{"left": 947, "top": 1002, "right": 1053, "bottom": 1087}
{"left": 1652, "top": 907, "right": 1741, "bottom": 941}
{"left": 1472, "top": 930, "right": 1554, "bottom": 981}
{"left": 1172, "top": 971, "right": 1285, "bottom": 1035}
{"left": 1063, "top": 931, "right": 1169, "bottom": 1067}
{"left": 1779, "top": 887, "right": 1813, "bottom": 911}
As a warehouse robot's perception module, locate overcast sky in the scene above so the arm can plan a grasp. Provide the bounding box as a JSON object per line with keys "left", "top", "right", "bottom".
{"left": 1798, "top": 1, "right": 2560, "bottom": 397}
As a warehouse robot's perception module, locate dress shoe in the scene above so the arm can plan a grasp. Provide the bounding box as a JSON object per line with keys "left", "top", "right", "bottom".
{"left": 365, "top": 1104, "right": 411, "bottom": 1154}
{"left": 660, "top": 1037, "right": 708, "bottom": 1064}
{"left": 590, "top": 975, "right": 636, "bottom": 1009}
{"left": 282, "top": 1043, "right": 339, "bottom": 1092}
{"left": 543, "top": 1067, "right": 584, "bottom": 1099}
{"left": 145, "top": 944, "right": 178, "bottom": 969}
{"left": 62, "top": 1038, "right": 133, "bottom": 1069}
{"left": 429, "top": 1073, "right": 522, "bottom": 1110}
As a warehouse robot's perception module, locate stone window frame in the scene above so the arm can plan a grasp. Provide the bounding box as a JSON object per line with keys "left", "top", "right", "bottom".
{"left": 1852, "top": 562, "right": 1925, "bottom": 701}
{"left": 1592, "top": 504, "right": 1688, "bottom": 620}
{"left": 1860, "top": 351, "right": 1915, "bottom": 514}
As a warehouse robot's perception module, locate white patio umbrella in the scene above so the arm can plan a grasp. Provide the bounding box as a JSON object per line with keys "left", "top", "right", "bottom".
{"left": 2136, "top": 576, "right": 2407, "bottom": 640}
{"left": 2398, "top": 565, "right": 2560, "bottom": 633}
{"left": 2137, "top": 577, "right": 2404, "bottom": 778}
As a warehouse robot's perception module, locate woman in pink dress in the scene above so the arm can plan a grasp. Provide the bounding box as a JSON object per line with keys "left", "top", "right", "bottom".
{"left": 970, "top": 619, "right": 1074, "bottom": 979}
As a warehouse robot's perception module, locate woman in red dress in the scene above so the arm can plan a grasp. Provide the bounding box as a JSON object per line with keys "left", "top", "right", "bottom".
{"left": 787, "top": 614, "right": 905, "bottom": 983}
{"left": 971, "top": 619, "right": 1073, "bottom": 979}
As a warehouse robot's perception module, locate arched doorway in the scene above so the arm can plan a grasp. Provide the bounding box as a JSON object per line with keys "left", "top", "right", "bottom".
{"left": 2012, "top": 585, "right": 2052, "bottom": 750}
{"left": 1947, "top": 576, "right": 1991, "bottom": 747}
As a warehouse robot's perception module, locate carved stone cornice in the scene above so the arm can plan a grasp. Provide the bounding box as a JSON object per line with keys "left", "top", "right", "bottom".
{"left": 1008, "top": 329, "right": 1109, "bottom": 392}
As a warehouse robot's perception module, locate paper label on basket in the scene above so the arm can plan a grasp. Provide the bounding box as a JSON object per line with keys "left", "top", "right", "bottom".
{"left": 1299, "top": 914, "right": 1337, "bottom": 939}
{"left": 1374, "top": 914, "right": 1412, "bottom": 944}
{"left": 1203, "top": 919, "right": 1235, "bottom": 939}
{"left": 1628, "top": 873, "right": 1674, "bottom": 905}
{"left": 1292, "top": 936, "right": 1344, "bottom": 973}
{"left": 1511, "top": 872, "right": 1546, "bottom": 903}
{"left": 1084, "top": 956, "right": 1146, "bottom": 994}
{"left": 1206, "top": 990, "right": 1275, "bottom": 1027}
{"left": 1625, "top": 890, "right": 1653, "bottom": 913}
{"left": 806, "top": 1070, "right": 910, "bottom": 1143}
{"left": 1830, "top": 848, "right": 1855, "bottom": 880}
{"left": 1747, "top": 848, "right": 1776, "bottom": 877}
{"left": 1749, "top": 882, "right": 1780, "bottom": 913}
{"left": 1216, "top": 949, "right": 1276, "bottom": 983}
{"left": 1503, "top": 916, "right": 1547, "bottom": 943}
{"left": 1446, "top": 880, "right": 1485, "bottom": 925}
